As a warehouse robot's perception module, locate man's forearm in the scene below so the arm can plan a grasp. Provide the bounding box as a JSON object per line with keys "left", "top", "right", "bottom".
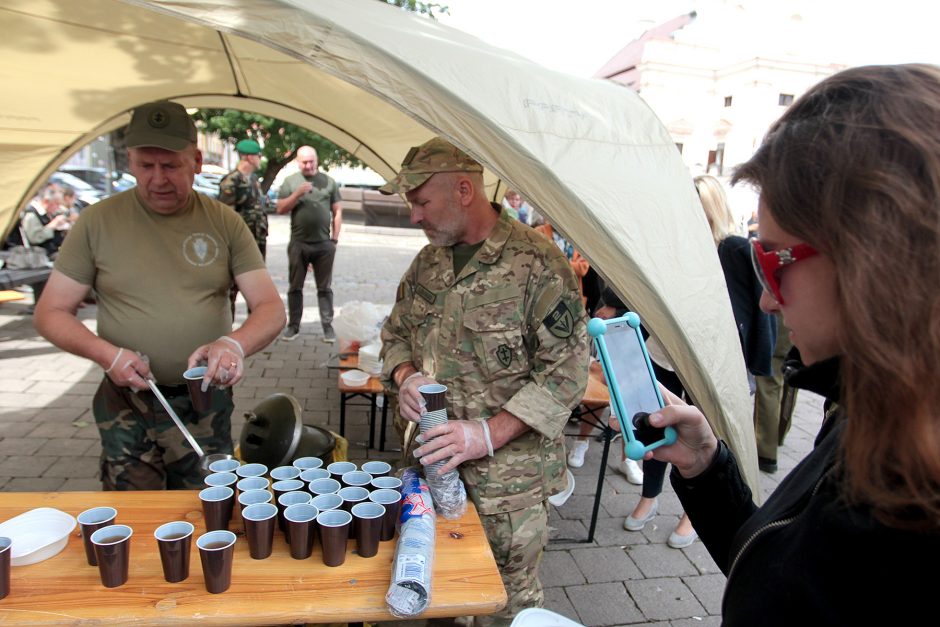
{"left": 392, "top": 362, "right": 418, "bottom": 388}
{"left": 486, "top": 410, "right": 531, "bottom": 450}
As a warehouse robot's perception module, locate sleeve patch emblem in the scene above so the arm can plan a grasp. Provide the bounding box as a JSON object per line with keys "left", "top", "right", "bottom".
{"left": 544, "top": 301, "right": 573, "bottom": 338}
{"left": 495, "top": 344, "right": 513, "bottom": 369}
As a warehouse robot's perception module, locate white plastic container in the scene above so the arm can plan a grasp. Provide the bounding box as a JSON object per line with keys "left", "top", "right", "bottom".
{"left": 0, "top": 507, "right": 76, "bottom": 566}
{"left": 341, "top": 369, "right": 370, "bottom": 387}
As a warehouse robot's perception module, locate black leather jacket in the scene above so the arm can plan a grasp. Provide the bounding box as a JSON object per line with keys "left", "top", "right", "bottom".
{"left": 672, "top": 355, "right": 940, "bottom": 625}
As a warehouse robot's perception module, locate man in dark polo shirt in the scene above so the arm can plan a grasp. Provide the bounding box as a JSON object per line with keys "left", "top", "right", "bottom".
{"left": 276, "top": 146, "right": 342, "bottom": 342}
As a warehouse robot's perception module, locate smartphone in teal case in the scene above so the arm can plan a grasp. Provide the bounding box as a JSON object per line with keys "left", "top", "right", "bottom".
{"left": 587, "top": 313, "right": 678, "bottom": 460}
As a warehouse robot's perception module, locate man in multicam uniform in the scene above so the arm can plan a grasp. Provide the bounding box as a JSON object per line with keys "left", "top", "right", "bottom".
{"left": 379, "top": 138, "right": 590, "bottom": 626}
{"left": 218, "top": 139, "right": 268, "bottom": 258}
{"left": 218, "top": 139, "right": 269, "bottom": 316}
{"left": 34, "top": 101, "right": 285, "bottom": 490}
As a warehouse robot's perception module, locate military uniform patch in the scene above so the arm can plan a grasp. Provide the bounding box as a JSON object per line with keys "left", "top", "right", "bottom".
{"left": 396, "top": 282, "right": 407, "bottom": 302}
{"left": 543, "top": 301, "right": 573, "bottom": 338}
{"left": 495, "top": 344, "right": 513, "bottom": 369}
{"left": 416, "top": 283, "right": 435, "bottom": 304}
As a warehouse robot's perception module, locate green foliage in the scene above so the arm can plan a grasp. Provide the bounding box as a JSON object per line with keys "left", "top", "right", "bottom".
{"left": 383, "top": 0, "right": 449, "bottom": 19}
{"left": 192, "top": 109, "right": 363, "bottom": 192}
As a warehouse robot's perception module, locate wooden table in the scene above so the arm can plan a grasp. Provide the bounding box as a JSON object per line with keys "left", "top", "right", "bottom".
{"left": 336, "top": 355, "right": 390, "bottom": 452}
{"left": 0, "top": 491, "right": 506, "bottom": 625}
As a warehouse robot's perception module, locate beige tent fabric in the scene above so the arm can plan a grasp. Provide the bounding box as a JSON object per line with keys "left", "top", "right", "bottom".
{"left": 0, "top": 0, "right": 760, "bottom": 495}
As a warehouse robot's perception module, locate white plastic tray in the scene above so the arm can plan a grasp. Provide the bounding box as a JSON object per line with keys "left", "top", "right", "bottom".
{"left": 0, "top": 507, "right": 76, "bottom": 566}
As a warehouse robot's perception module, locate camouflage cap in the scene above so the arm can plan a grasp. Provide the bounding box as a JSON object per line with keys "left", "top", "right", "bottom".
{"left": 379, "top": 137, "right": 483, "bottom": 195}
{"left": 125, "top": 101, "right": 197, "bottom": 152}
{"left": 235, "top": 139, "right": 262, "bottom": 155}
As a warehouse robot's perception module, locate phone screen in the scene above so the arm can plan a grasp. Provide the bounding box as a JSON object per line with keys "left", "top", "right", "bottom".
{"left": 603, "top": 320, "right": 662, "bottom": 420}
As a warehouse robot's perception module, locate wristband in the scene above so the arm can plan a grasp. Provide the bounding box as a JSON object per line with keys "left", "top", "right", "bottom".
{"left": 104, "top": 348, "right": 124, "bottom": 374}
{"left": 480, "top": 419, "right": 495, "bottom": 457}
{"left": 219, "top": 335, "right": 245, "bottom": 357}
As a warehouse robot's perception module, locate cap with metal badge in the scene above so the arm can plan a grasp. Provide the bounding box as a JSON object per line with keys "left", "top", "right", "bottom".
{"left": 124, "top": 101, "right": 197, "bottom": 152}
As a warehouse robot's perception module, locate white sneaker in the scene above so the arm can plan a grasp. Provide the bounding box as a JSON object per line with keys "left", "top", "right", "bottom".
{"left": 567, "top": 439, "right": 590, "bottom": 468}
{"left": 618, "top": 458, "right": 644, "bottom": 485}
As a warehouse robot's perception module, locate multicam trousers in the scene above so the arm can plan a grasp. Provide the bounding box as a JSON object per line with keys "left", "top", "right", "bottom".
{"left": 475, "top": 501, "right": 549, "bottom": 627}
{"left": 92, "top": 376, "right": 234, "bottom": 490}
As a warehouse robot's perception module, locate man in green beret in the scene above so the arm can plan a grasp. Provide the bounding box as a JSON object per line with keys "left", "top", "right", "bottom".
{"left": 219, "top": 139, "right": 269, "bottom": 315}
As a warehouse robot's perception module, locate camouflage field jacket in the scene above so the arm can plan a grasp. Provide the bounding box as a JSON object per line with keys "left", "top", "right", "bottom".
{"left": 381, "top": 211, "right": 590, "bottom": 514}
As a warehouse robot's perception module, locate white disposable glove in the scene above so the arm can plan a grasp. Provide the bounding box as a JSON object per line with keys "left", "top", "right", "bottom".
{"left": 414, "top": 419, "right": 495, "bottom": 475}
{"left": 397, "top": 371, "right": 435, "bottom": 423}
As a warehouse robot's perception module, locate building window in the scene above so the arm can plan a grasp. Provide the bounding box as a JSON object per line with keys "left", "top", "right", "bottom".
{"left": 675, "top": 142, "right": 684, "bottom": 154}
{"left": 723, "top": 96, "right": 733, "bottom": 107}
{"left": 779, "top": 93, "right": 795, "bottom": 106}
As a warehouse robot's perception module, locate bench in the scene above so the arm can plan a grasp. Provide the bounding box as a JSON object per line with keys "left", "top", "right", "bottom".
{"left": 0, "top": 266, "right": 51, "bottom": 291}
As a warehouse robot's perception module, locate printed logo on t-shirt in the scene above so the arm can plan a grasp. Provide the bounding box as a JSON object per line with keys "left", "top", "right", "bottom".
{"left": 182, "top": 233, "right": 221, "bottom": 267}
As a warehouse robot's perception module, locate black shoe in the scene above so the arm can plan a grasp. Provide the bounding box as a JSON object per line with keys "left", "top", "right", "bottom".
{"left": 322, "top": 325, "right": 337, "bottom": 343}
{"left": 281, "top": 326, "right": 299, "bottom": 341}
{"left": 758, "top": 456, "right": 778, "bottom": 473}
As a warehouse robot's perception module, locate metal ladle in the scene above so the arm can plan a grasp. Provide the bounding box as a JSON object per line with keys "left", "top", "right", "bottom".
{"left": 147, "top": 379, "right": 206, "bottom": 458}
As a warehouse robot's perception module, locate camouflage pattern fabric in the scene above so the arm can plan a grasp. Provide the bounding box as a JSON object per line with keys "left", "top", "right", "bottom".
{"left": 218, "top": 169, "right": 268, "bottom": 257}
{"left": 475, "top": 502, "right": 549, "bottom": 626}
{"left": 379, "top": 136, "right": 484, "bottom": 195}
{"left": 92, "top": 377, "right": 234, "bottom": 490}
{"left": 381, "top": 209, "right": 590, "bottom": 516}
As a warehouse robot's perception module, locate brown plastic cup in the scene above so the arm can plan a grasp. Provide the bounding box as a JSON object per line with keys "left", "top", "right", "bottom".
{"left": 338, "top": 486, "right": 369, "bottom": 540}
{"left": 341, "top": 470, "right": 373, "bottom": 489}
{"left": 270, "top": 466, "right": 301, "bottom": 481}
{"left": 199, "top": 486, "right": 235, "bottom": 532}
{"left": 317, "top": 509, "right": 352, "bottom": 567}
{"left": 196, "top": 530, "right": 237, "bottom": 594}
{"left": 361, "top": 461, "right": 392, "bottom": 478}
{"left": 369, "top": 488, "right": 403, "bottom": 541}
{"left": 271, "top": 479, "right": 304, "bottom": 503}
{"left": 241, "top": 503, "right": 277, "bottom": 560}
{"left": 235, "top": 476, "right": 269, "bottom": 496}
{"left": 154, "top": 521, "right": 194, "bottom": 583}
{"left": 326, "top": 461, "right": 356, "bottom": 482}
{"left": 418, "top": 383, "right": 448, "bottom": 412}
{"left": 0, "top": 537, "right": 11, "bottom": 600}
{"left": 309, "top": 477, "right": 341, "bottom": 496}
{"left": 370, "top": 476, "right": 403, "bottom": 492}
{"left": 90, "top": 524, "right": 133, "bottom": 588}
{"left": 284, "top": 504, "right": 319, "bottom": 560}
{"left": 184, "top": 366, "right": 213, "bottom": 413}
{"left": 351, "top": 502, "right": 384, "bottom": 558}
{"left": 299, "top": 468, "right": 330, "bottom": 485}
{"left": 310, "top": 493, "right": 343, "bottom": 512}
{"left": 277, "top": 490, "right": 311, "bottom": 539}
{"left": 204, "top": 472, "right": 238, "bottom": 488}
{"left": 292, "top": 456, "right": 323, "bottom": 471}
{"left": 77, "top": 506, "right": 117, "bottom": 566}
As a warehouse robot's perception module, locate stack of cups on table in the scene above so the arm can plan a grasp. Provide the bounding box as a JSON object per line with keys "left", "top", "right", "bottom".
{"left": 417, "top": 384, "right": 468, "bottom": 519}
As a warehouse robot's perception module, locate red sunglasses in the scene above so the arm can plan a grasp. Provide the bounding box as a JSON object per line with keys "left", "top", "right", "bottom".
{"left": 749, "top": 238, "right": 819, "bottom": 304}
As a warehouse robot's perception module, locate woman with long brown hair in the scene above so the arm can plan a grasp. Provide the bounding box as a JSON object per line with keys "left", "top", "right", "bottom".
{"left": 646, "top": 64, "right": 940, "bottom": 624}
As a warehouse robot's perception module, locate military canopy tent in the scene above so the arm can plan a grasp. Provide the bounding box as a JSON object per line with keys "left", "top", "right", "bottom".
{"left": 0, "top": 0, "right": 760, "bottom": 493}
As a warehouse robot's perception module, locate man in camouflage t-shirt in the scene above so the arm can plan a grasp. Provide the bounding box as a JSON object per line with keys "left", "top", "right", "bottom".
{"left": 379, "top": 138, "right": 590, "bottom": 626}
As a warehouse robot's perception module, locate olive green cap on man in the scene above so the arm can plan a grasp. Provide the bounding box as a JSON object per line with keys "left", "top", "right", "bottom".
{"left": 125, "top": 101, "right": 197, "bottom": 152}
{"left": 236, "top": 139, "right": 262, "bottom": 155}
{"left": 379, "top": 137, "right": 483, "bottom": 195}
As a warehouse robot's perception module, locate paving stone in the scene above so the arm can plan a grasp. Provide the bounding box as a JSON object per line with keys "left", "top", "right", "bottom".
{"left": 627, "top": 544, "right": 699, "bottom": 579}
{"left": 672, "top": 617, "right": 722, "bottom": 627}
{"left": 0, "top": 438, "right": 47, "bottom": 456}
{"left": 543, "top": 587, "right": 579, "bottom": 624}
{"left": 42, "top": 456, "right": 100, "bottom": 478}
{"left": 59, "top": 477, "right": 104, "bottom": 491}
{"left": 2, "top": 477, "right": 66, "bottom": 492}
{"left": 682, "top": 541, "right": 722, "bottom": 575}
{"left": 26, "top": 422, "right": 79, "bottom": 439}
{"left": 682, "top": 573, "right": 725, "bottom": 615}
{"left": 0, "top": 408, "right": 41, "bottom": 422}
{"left": 592, "top": 516, "right": 651, "bottom": 547}
{"left": 0, "top": 378, "right": 33, "bottom": 393}
{"left": 627, "top": 577, "right": 705, "bottom": 622}
{"left": 0, "top": 422, "right": 37, "bottom": 438}
{"left": 571, "top": 546, "right": 643, "bottom": 582}
{"left": 567, "top": 581, "right": 643, "bottom": 626}
{"left": 35, "top": 438, "right": 97, "bottom": 457}
{"left": 540, "top": 550, "right": 586, "bottom": 587}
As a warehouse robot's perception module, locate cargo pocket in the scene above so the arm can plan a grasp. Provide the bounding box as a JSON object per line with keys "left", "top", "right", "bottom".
{"left": 463, "top": 297, "right": 527, "bottom": 380}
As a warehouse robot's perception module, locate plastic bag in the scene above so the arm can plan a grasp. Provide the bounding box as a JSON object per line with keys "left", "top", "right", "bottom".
{"left": 386, "top": 467, "right": 435, "bottom": 617}
{"left": 333, "top": 301, "right": 391, "bottom": 345}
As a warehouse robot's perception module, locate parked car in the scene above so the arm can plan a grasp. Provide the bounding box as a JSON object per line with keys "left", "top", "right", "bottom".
{"left": 58, "top": 166, "right": 135, "bottom": 195}
{"left": 192, "top": 173, "right": 219, "bottom": 198}
{"left": 48, "top": 171, "right": 103, "bottom": 209}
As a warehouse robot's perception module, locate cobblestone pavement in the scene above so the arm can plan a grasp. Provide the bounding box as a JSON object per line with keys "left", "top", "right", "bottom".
{"left": 0, "top": 213, "right": 824, "bottom": 626}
